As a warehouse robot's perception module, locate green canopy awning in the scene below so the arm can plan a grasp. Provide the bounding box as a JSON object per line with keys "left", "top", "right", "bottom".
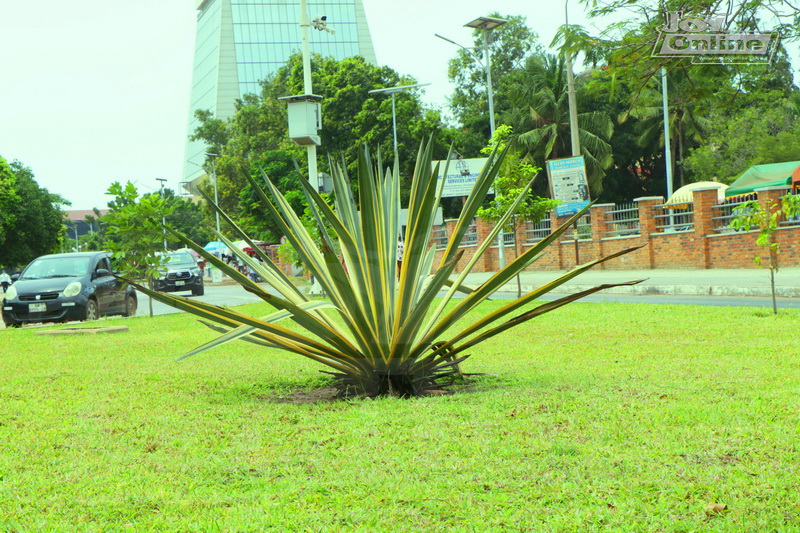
{"left": 725, "top": 161, "right": 799, "bottom": 198}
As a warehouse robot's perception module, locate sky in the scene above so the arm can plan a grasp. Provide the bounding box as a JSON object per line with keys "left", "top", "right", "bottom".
{"left": 0, "top": 1, "right": 795, "bottom": 211}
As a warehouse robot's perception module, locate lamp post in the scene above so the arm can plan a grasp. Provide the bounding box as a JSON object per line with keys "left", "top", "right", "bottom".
{"left": 368, "top": 83, "right": 431, "bottom": 163}
{"left": 464, "top": 16, "right": 507, "bottom": 134}
{"left": 204, "top": 153, "right": 221, "bottom": 237}
{"left": 437, "top": 16, "right": 508, "bottom": 268}
{"left": 156, "top": 178, "right": 167, "bottom": 250}
{"left": 564, "top": 0, "right": 580, "bottom": 157}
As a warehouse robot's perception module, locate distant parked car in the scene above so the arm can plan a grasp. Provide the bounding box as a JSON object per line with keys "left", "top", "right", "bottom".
{"left": 2, "top": 251, "right": 137, "bottom": 328}
{"left": 154, "top": 251, "right": 204, "bottom": 296}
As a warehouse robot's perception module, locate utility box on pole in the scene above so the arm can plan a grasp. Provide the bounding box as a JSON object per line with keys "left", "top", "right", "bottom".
{"left": 279, "top": 94, "right": 322, "bottom": 146}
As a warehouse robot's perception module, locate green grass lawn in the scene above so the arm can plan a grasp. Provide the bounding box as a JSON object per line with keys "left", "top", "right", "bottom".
{"left": 1, "top": 301, "right": 798, "bottom": 531}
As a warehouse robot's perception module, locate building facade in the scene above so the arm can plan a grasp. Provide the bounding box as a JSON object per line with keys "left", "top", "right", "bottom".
{"left": 183, "top": 0, "right": 376, "bottom": 185}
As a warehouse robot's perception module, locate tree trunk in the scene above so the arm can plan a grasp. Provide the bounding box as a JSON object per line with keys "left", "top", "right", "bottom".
{"left": 148, "top": 274, "right": 154, "bottom": 318}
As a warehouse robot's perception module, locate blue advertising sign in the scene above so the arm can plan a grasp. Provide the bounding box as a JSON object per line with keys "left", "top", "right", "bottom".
{"left": 546, "top": 156, "right": 590, "bottom": 216}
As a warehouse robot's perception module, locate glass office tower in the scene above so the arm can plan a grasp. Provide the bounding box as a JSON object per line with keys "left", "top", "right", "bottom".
{"left": 183, "top": 0, "right": 376, "bottom": 183}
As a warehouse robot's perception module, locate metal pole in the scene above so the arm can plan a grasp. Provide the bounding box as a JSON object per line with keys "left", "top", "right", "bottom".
{"left": 210, "top": 157, "right": 220, "bottom": 236}
{"left": 483, "top": 28, "right": 505, "bottom": 269}
{"left": 661, "top": 67, "right": 675, "bottom": 228}
{"left": 565, "top": 0, "right": 580, "bottom": 156}
{"left": 565, "top": 0, "right": 580, "bottom": 265}
{"left": 483, "top": 29, "right": 496, "bottom": 135}
{"left": 157, "top": 178, "right": 167, "bottom": 250}
{"left": 299, "top": 0, "right": 318, "bottom": 187}
{"left": 391, "top": 92, "right": 398, "bottom": 162}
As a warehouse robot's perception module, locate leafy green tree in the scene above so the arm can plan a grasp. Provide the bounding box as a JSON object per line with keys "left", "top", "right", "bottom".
{"left": 685, "top": 91, "right": 800, "bottom": 182}
{"left": 0, "top": 157, "right": 19, "bottom": 252}
{"left": 502, "top": 54, "right": 614, "bottom": 196}
{"left": 191, "top": 53, "right": 451, "bottom": 234}
{"left": 476, "top": 125, "right": 559, "bottom": 296}
{"left": 573, "top": 0, "right": 799, "bottom": 90}
{"left": 620, "top": 66, "right": 716, "bottom": 189}
{"left": 144, "top": 188, "right": 214, "bottom": 249}
{"left": 0, "top": 158, "right": 68, "bottom": 269}
{"left": 731, "top": 193, "right": 800, "bottom": 314}
{"left": 104, "top": 181, "right": 175, "bottom": 317}
{"left": 447, "top": 14, "right": 542, "bottom": 139}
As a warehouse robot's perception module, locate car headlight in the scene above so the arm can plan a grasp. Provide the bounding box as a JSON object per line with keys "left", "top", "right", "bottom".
{"left": 191, "top": 268, "right": 201, "bottom": 276}
{"left": 63, "top": 281, "right": 82, "bottom": 298}
{"left": 4, "top": 285, "right": 17, "bottom": 301}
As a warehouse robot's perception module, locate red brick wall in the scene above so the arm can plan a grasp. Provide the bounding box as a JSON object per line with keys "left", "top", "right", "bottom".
{"left": 426, "top": 186, "right": 800, "bottom": 272}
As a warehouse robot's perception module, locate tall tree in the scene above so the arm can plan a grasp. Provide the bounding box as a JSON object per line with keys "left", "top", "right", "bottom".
{"left": 685, "top": 90, "right": 800, "bottom": 181}
{"left": 620, "top": 65, "right": 716, "bottom": 188}
{"left": 446, "top": 13, "right": 542, "bottom": 139}
{"left": 191, "top": 53, "right": 451, "bottom": 236}
{"left": 502, "top": 54, "right": 614, "bottom": 196}
{"left": 0, "top": 157, "right": 19, "bottom": 251}
{"left": 0, "top": 158, "right": 68, "bottom": 269}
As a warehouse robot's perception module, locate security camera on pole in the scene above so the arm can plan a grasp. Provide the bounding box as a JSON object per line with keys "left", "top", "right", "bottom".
{"left": 279, "top": 0, "right": 335, "bottom": 295}
{"left": 279, "top": 0, "right": 335, "bottom": 190}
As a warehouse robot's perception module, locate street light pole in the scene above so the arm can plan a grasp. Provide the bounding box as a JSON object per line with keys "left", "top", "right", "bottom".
{"left": 564, "top": 0, "right": 581, "bottom": 157}
{"left": 156, "top": 178, "right": 167, "bottom": 250}
{"left": 465, "top": 16, "right": 507, "bottom": 269}
{"left": 205, "top": 153, "right": 221, "bottom": 237}
{"left": 368, "top": 83, "right": 431, "bottom": 163}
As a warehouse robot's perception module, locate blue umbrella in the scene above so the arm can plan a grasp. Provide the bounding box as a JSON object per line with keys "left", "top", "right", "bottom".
{"left": 203, "top": 241, "right": 229, "bottom": 255}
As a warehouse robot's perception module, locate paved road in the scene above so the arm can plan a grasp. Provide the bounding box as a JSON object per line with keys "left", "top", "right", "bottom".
{"left": 143, "top": 283, "right": 799, "bottom": 318}
{"left": 136, "top": 283, "right": 273, "bottom": 317}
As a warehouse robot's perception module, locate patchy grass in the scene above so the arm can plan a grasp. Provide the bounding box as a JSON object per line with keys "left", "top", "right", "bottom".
{"left": 0, "top": 301, "right": 798, "bottom": 531}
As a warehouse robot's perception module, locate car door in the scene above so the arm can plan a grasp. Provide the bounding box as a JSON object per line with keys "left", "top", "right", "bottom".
{"left": 92, "top": 256, "right": 116, "bottom": 314}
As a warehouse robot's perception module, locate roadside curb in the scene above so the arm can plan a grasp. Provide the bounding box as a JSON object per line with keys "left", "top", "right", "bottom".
{"left": 34, "top": 326, "right": 130, "bottom": 336}
{"left": 493, "top": 282, "right": 800, "bottom": 298}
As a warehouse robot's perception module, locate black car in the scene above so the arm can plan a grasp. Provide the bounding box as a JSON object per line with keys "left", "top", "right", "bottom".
{"left": 2, "top": 252, "right": 137, "bottom": 328}
{"left": 153, "top": 251, "right": 204, "bottom": 296}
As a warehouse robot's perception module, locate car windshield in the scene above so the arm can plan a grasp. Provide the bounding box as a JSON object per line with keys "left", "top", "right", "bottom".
{"left": 166, "top": 252, "right": 195, "bottom": 265}
{"left": 21, "top": 256, "right": 91, "bottom": 280}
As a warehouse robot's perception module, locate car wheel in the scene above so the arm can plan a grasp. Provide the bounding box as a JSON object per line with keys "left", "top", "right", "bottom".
{"left": 123, "top": 294, "right": 137, "bottom": 317}
{"left": 6, "top": 322, "right": 21, "bottom": 329}
{"left": 192, "top": 285, "right": 204, "bottom": 296}
{"left": 84, "top": 298, "right": 99, "bottom": 321}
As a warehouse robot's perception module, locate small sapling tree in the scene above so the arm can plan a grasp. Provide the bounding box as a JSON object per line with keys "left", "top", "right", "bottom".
{"left": 731, "top": 192, "right": 800, "bottom": 314}
{"left": 104, "top": 181, "right": 175, "bottom": 317}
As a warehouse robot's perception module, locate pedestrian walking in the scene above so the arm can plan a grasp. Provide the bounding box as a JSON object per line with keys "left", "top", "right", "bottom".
{"left": 0, "top": 271, "right": 10, "bottom": 293}
{"left": 396, "top": 234, "right": 404, "bottom": 277}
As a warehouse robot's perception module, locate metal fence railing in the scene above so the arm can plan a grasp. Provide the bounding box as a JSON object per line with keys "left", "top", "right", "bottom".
{"left": 654, "top": 204, "right": 694, "bottom": 233}
{"left": 461, "top": 221, "right": 478, "bottom": 247}
{"left": 604, "top": 202, "right": 640, "bottom": 237}
{"left": 524, "top": 217, "right": 552, "bottom": 244}
{"left": 431, "top": 225, "right": 448, "bottom": 250}
{"left": 574, "top": 213, "right": 592, "bottom": 240}
{"left": 712, "top": 198, "right": 754, "bottom": 233}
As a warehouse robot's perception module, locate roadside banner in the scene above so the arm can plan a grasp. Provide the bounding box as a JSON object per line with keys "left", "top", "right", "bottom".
{"left": 432, "top": 158, "right": 491, "bottom": 198}
{"left": 546, "top": 156, "right": 590, "bottom": 216}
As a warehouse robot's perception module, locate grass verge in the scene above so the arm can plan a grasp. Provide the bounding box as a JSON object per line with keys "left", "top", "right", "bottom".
{"left": 0, "top": 301, "right": 798, "bottom": 531}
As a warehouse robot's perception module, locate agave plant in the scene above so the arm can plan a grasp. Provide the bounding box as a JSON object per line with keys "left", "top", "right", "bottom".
{"left": 131, "top": 140, "right": 641, "bottom": 397}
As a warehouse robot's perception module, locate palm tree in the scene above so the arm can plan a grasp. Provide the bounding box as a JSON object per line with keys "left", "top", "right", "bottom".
{"left": 502, "top": 54, "right": 614, "bottom": 196}
{"left": 620, "top": 66, "right": 713, "bottom": 189}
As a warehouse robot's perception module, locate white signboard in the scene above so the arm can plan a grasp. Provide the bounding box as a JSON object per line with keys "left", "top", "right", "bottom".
{"left": 432, "top": 158, "right": 490, "bottom": 198}
{"left": 546, "top": 156, "right": 590, "bottom": 217}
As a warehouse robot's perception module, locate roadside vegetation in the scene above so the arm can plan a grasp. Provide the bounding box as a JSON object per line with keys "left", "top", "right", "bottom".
{"left": 1, "top": 301, "right": 797, "bottom": 530}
